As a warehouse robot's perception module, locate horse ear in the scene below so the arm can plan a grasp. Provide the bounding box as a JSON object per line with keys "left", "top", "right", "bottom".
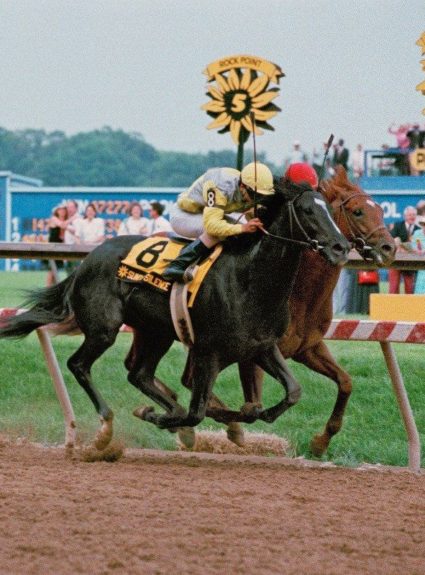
{"left": 334, "top": 165, "right": 348, "bottom": 184}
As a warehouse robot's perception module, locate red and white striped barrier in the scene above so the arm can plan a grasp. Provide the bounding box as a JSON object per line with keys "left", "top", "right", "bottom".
{"left": 325, "top": 319, "right": 425, "bottom": 344}
{"left": 324, "top": 319, "right": 422, "bottom": 472}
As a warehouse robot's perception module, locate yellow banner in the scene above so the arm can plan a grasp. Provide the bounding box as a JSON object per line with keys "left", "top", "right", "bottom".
{"left": 410, "top": 148, "right": 425, "bottom": 171}
{"left": 204, "top": 55, "right": 284, "bottom": 84}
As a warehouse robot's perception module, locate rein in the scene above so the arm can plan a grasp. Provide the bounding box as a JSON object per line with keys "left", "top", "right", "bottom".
{"left": 261, "top": 193, "right": 325, "bottom": 253}
{"left": 334, "top": 192, "right": 385, "bottom": 260}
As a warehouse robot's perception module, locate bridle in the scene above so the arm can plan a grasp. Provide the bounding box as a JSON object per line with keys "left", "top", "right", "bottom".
{"left": 260, "top": 190, "right": 326, "bottom": 253}
{"left": 333, "top": 191, "right": 386, "bottom": 261}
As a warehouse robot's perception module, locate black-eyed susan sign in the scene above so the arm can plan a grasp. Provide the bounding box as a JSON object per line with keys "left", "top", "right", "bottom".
{"left": 202, "top": 55, "right": 284, "bottom": 157}
{"left": 416, "top": 32, "right": 425, "bottom": 114}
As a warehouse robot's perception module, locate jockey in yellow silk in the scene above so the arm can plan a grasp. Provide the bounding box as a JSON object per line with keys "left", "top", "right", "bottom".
{"left": 163, "top": 162, "right": 275, "bottom": 283}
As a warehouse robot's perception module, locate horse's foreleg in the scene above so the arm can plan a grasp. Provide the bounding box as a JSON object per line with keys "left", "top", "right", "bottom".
{"left": 254, "top": 345, "right": 302, "bottom": 423}
{"left": 67, "top": 333, "right": 118, "bottom": 450}
{"left": 239, "top": 360, "right": 265, "bottom": 405}
{"left": 293, "top": 341, "right": 352, "bottom": 456}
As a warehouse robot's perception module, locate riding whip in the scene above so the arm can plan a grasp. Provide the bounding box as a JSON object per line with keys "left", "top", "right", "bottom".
{"left": 250, "top": 111, "right": 258, "bottom": 217}
{"left": 318, "top": 133, "right": 334, "bottom": 188}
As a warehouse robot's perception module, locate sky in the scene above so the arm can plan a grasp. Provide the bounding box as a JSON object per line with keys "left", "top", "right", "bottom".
{"left": 1, "top": 0, "right": 425, "bottom": 168}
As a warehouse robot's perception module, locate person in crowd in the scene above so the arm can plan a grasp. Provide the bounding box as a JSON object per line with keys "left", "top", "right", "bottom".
{"left": 332, "top": 139, "right": 349, "bottom": 171}
{"left": 75, "top": 203, "right": 105, "bottom": 244}
{"left": 388, "top": 123, "right": 411, "bottom": 175}
{"left": 117, "top": 201, "right": 149, "bottom": 236}
{"left": 388, "top": 122, "right": 411, "bottom": 150}
{"left": 411, "top": 215, "right": 425, "bottom": 294}
{"left": 46, "top": 205, "right": 68, "bottom": 286}
{"left": 64, "top": 199, "right": 83, "bottom": 274}
{"left": 163, "top": 162, "right": 274, "bottom": 282}
{"left": 287, "top": 141, "right": 308, "bottom": 165}
{"left": 406, "top": 123, "right": 424, "bottom": 149}
{"left": 147, "top": 201, "right": 173, "bottom": 237}
{"left": 388, "top": 206, "right": 420, "bottom": 293}
{"left": 416, "top": 199, "right": 425, "bottom": 218}
{"left": 351, "top": 144, "right": 364, "bottom": 179}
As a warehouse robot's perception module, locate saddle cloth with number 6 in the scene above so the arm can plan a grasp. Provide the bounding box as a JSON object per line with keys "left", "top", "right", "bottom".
{"left": 117, "top": 236, "right": 222, "bottom": 307}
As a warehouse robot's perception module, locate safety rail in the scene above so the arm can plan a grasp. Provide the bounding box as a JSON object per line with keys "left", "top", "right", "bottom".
{"left": 324, "top": 320, "right": 422, "bottom": 472}
{"left": 1, "top": 241, "right": 425, "bottom": 269}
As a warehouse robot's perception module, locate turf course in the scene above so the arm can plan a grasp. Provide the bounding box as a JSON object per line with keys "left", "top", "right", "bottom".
{"left": 0, "top": 270, "right": 423, "bottom": 468}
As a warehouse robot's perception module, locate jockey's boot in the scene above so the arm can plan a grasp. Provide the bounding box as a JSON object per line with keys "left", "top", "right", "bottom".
{"left": 163, "top": 239, "right": 212, "bottom": 283}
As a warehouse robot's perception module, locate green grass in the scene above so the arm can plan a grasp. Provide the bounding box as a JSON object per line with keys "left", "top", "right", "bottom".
{"left": 0, "top": 271, "right": 424, "bottom": 468}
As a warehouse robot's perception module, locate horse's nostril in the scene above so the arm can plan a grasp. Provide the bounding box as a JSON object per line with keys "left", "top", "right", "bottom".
{"left": 381, "top": 243, "right": 396, "bottom": 254}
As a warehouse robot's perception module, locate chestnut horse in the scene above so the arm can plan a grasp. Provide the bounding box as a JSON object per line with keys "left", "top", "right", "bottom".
{"left": 158, "top": 167, "right": 395, "bottom": 453}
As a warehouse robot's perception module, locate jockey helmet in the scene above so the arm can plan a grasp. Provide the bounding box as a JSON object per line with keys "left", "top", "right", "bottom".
{"left": 241, "top": 162, "right": 274, "bottom": 195}
{"left": 284, "top": 163, "right": 319, "bottom": 189}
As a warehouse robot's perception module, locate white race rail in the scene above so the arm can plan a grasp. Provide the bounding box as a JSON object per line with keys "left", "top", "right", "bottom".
{"left": 324, "top": 319, "right": 423, "bottom": 472}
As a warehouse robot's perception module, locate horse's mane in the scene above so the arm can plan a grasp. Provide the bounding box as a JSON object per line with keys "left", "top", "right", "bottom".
{"left": 223, "top": 177, "right": 314, "bottom": 254}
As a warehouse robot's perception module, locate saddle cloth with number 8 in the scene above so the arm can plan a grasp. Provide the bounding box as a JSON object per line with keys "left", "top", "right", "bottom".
{"left": 117, "top": 236, "right": 222, "bottom": 307}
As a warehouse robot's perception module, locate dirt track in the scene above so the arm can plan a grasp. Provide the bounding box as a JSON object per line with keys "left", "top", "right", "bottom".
{"left": 1, "top": 440, "right": 425, "bottom": 575}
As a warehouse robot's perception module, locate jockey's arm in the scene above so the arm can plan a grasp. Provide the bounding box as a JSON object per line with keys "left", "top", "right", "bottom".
{"left": 203, "top": 207, "right": 243, "bottom": 237}
{"left": 202, "top": 184, "right": 243, "bottom": 237}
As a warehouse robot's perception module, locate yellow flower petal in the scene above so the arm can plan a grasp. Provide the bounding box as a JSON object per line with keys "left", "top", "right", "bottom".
{"left": 252, "top": 109, "right": 278, "bottom": 122}
{"left": 207, "top": 86, "right": 224, "bottom": 101}
{"left": 215, "top": 73, "right": 230, "bottom": 93}
{"left": 247, "top": 75, "right": 269, "bottom": 97}
{"left": 240, "top": 68, "right": 252, "bottom": 90}
{"left": 207, "top": 112, "right": 232, "bottom": 129}
{"left": 251, "top": 90, "right": 279, "bottom": 107}
{"left": 241, "top": 116, "right": 263, "bottom": 135}
{"left": 227, "top": 69, "right": 240, "bottom": 90}
{"left": 230, "top": 119, "right": 241, "bottom": 144}
{"left": 201, "top": 100, "right": 226, "bottom": 113}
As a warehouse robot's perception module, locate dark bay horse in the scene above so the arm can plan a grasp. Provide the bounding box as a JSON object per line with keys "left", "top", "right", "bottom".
{"left": 0, "top": 181, "right": 350, "bottom": 449}
{"left": 179, "top": 167, "right": 395, "bottom": 453}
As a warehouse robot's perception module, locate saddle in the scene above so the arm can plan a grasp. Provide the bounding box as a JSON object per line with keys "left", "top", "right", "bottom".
{"left": 117, "top": 237, "right": 223, "bottom": 346}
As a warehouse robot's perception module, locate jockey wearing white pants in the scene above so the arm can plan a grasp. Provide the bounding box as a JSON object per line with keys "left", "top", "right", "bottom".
{"left": 163, "top": 162, "right": 275, "bottom": 283}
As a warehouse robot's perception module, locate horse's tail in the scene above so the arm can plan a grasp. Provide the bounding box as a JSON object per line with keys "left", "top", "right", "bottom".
{"left": 0, "top": 273, "right": 76, "bottom": 339}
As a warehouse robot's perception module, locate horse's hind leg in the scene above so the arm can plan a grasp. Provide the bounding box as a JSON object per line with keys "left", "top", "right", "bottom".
{"left": 129, "top": 332, "right": 190, "bottom": 426}
{"left": 144, "top": 354, "right": 220, "bottom": 430}
{"left": 67, "top": 331, "right": 119, "bottom": 450}
{"left": 293, "top": 341, "right": 352, "bottom": 456}
{"left": 253, "top": 345, "right": 302, "bottom": 423}
{"left": 179, "top": 351, "right": 245, "bottom": 447}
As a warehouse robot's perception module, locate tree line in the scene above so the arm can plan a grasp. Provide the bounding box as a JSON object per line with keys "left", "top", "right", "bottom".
{"left": 0, "top": 126, "right": 276, "bottom": 187}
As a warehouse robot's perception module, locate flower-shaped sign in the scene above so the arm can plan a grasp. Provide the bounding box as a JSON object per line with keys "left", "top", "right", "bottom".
{"left": 202, "top": 55, "right": 284, "bottom": 145}
{"left": 416, "top": 32, "right": 425, "bottom": 114}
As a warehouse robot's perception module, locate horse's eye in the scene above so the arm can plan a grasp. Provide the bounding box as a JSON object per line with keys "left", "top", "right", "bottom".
{"left": 352, "top": 209, "right": 363, "bottom": 217}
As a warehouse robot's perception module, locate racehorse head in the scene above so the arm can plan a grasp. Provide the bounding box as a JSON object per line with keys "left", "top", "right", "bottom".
{"left": 320, "top": 166, "right": 396, "bottom": 266}
{"left": 258, "top": 179, "right": 350, "bottom": 267}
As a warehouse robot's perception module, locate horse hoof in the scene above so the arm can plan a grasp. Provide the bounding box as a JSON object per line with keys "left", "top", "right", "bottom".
{"left": 177, "top": 427, "right": 196, "bottom": 448}
{"left": 133, "top": 406, "right": 154, "bottom": 420}
{"left": 310, "top": 433, "right": 329, "bottom": 457}
{"left": 227, "top": 426, "right": 245, "bottom": 447}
